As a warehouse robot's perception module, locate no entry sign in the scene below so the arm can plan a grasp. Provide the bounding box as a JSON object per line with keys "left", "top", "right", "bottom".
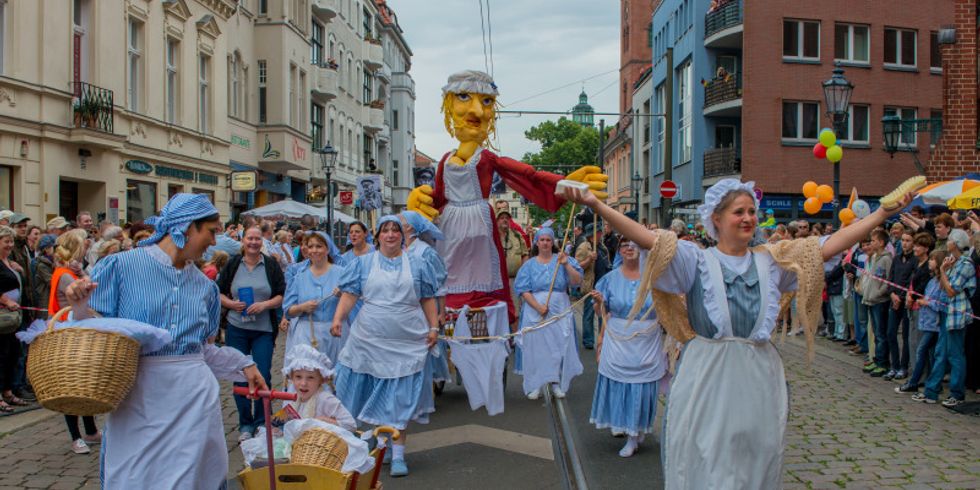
{"left": 339, "top": 191, "right": 353, "bottom": 205}
{"left": 660, "top": 180, "right": 678, "bottom": 199}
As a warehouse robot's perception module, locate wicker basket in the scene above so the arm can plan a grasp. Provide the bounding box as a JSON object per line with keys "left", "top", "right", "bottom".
{"left": 27, "top": 307, "right": 141, "bottom": 416}
{"left": 290, "top": 428, "right": 349, "bottom": 470}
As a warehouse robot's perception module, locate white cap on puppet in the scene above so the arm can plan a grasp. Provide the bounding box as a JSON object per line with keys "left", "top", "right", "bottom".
{"left": 442, "top": 70, "right": 499, "bottom": 97}
{"left": 696, "top": 178, "right": 759, "bottom": 240}
{"left": 281, "top": 344, "right": 334, "bottom": 379}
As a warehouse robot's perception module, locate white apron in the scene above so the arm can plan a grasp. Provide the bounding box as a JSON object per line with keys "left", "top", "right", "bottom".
{"left": 519, "top": 290, "right": 583, "bottom": 395}
{"left": 101, "top": 354, "right": 226, "bottom": 490}
{"left": 598, "top": 317, "right": 666, "bottom": 384}
{"left": 664, "top": 251, "right": 787, "bottom": 490}
{"left": 435, "top": 149, "right": 503, "bottom": 295}
{"left": 338, "top": 253, "right": 429, "bottom": 379}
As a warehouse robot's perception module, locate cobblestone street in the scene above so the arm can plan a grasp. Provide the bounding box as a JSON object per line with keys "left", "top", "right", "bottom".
{"left": 0, "top": 333, "right": 976, "bottom": 489}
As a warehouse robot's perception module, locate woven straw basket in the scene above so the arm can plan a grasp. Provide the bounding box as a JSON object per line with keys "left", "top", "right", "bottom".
{"left": 290, "top": 428, "right": 349, "bottom": 470}
{"left": 27, "top": 307, "right": 141, "bottom": 416}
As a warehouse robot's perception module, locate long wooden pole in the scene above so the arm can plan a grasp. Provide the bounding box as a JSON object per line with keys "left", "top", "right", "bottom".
{"left": 544, "top": 203, "right": 577, "bottom": 311}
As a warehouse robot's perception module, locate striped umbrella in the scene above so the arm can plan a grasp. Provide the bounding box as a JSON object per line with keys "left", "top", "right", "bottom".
{"left": 917, "top": 179, "right": 980, "bottom": 205}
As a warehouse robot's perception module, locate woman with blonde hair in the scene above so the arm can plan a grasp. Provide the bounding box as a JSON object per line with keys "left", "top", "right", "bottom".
{"left": 48, "top": 228, "right": 101, "bottom": 454}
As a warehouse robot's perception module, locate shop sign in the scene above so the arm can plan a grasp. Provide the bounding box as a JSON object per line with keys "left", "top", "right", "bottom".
{"left": 231, "top": 171, "right": 257, "bottom": 192}
{"left": 155, "top": 165, "right": 195, "bottom": 181}
{"left": 125, "top": 160, "right": 153, "bottom": 174}
{"left": 231, "top": 134, "right": 251, "bottom": 149}
{"left": 760, "top": 197, "right": 794, "bottom": 210}
{"left": 197, "top": 173, "right": 219, "bottom": 185}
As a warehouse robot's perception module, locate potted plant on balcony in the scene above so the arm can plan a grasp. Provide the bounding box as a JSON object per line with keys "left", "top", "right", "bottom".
{"left": 326, "top": 57, "right": 339, "bottom": 70}
{"left": 365, "top": 34, "right": 382, "bottom": 46}
{"left": 82, "top": 98, "right": 102, "bottom": 128}
{"left": 369, "top": 99, "right": 385, "bottom": 110}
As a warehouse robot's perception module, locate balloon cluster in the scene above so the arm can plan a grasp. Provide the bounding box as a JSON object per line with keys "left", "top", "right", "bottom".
{"left": 802, "top": 181, "right": 834, "bottom": 215}
{"left": 812, "top": 128, "right": 843, "bottom": 163}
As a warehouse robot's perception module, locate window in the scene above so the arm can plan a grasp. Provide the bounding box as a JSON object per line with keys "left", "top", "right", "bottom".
{"left": 392, "top": 109, "right": 398, "bottom": 130}
{"left": 328, "top": 118, "right": 335, "bottom": 146}
{"left": 192, "top": 188, "right": 215, "bottom": 203}
{"left": 885, "top": 28, "right": 916, "bottom": 67}
{"left": 229, "top": 55, "right": 240, "bottom": 117}
{"left": 165, "top": 39, "right": 178, "bottom": 124}
{"left": 0, "top": 1, "right": 7, "bottom": 74}
{"left": 168, "top": 184, "right": 184, "bottom": 200}
{"left": 363, "top": 68, "right": 372, "bottom": 104}
{"left": 930, "top": 109, "right": 942, "bottom": 146}
{"left": 839, "top": 105, "right": 869, "bottom": 143}
{"left": 834, "top": 24, "right": 869, "bottom": 63}
{"left": 199, "top": 54, "right": 209, "bottom": 133}
{"left": 311, "top": 103, "right": 324, "bottom": 149}
{"left": 289, "top": 64, "right": 296, "bottom": 127}
{"left": 393, "top": 159, "right": 399, "bottom": 185}
{"left": 126, "top": 180, "right": 157, "bottom": 224}
{"left": 299, "top": 70, "right": 307, "bottom": 129}
{"left": 781, "top": 101, "right": 819, "bottom": 140}
{"left": 783, "top": 20, "right": 820, "bottom": 61}
{"left": 884, "top": 107, "right": 917, "bottom": 146}
{"left": 127, "top": 18, "right": 143, "bottom": 112}
{"left": 362, "top": 7, "right": 371, "bottom": 39}
{"left": 677, "top": 61, "right": 692, "bottom": 163}
{"left": 258, "top": 60, "right": 267, "bottom": 123}
{"left": 73, "top": 0, "right": 91, "bottom": 84}
{"left": 655, "top": 84, "right": 665, "bottom": 172}
{"left": 930, "top": 31, "right": 942, "bottom": 71}
{"left": 259, "top": 0, "right": 267, "bottom": 15}
{"left": 311, "top": 20, "right": 324, "bottom": 66}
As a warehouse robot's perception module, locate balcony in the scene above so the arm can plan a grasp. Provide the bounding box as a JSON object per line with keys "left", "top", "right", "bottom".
{"left": 312, "top": 0, "right": 339, "bottom": 20}
{"left": 703, "top": 147, "right": 741, "bottom": 178}
{"left": 392, "top": 73, "right": 415, "bottom": 94}
{"left": 704, "top": 0, "right": 743, "bottom": 49}
{"left": 364, "top": 40, "right": 383, "bottom": 70}
{"left": 71, "top": 82, "right": 114, "bottom": 133}
{"left": 363, "top": 106, "right": 385, "bottom": 133}
{"left": 703, "top": 76, "right": 742, "bottom": 117}
{"left": 312, "top": 65, "right": 339, "bottom": 100}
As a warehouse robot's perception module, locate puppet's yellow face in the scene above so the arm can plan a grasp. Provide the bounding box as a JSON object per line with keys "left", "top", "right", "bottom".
{"left": 448, "top": 92, "right": 496, "bottom": 144}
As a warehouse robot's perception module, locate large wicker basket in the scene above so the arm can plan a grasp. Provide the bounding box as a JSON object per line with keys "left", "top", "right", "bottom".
{"left": 290, "top": 428, "right": 349, "bottom": 470}
{"left": 27, "top": 307, "right": 141, "bottom": 416}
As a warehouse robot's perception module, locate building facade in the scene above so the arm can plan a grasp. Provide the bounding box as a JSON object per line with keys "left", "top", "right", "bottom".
{"left": 0, "top": 0, "right": 413, "bottom": 224}
{"left": 649, "top": 0, "right": 951, "bottom": 223}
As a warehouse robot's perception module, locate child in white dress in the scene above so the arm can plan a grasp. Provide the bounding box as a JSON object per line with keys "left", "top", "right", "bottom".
{"left": 281, "top": 345, "right": 356, "bottom": 431}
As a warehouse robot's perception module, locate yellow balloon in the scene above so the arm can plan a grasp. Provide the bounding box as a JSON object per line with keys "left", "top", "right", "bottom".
{"left": 802, "top": 181, "right": 818, "bottom": 199}
{"left": 804, "top": 197, "right": 822, "bottom": 215}
{"left": 826, "top": 145, "right": 843, "bottom": 163}
{"left": 816, "top": 184, "right": 834, "bottom": 204}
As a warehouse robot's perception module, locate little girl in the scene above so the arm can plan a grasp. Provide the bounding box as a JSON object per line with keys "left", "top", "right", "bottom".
{"left": 898, "top": 249, "right": 947, "bottom": 394}
{"left": 281, "top": 345, "right": 357, "bottom": 431}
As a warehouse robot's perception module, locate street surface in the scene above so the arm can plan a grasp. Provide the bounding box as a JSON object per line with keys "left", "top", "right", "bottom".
{"left": 0, "top": 325, "right": 976, "bottom": 489}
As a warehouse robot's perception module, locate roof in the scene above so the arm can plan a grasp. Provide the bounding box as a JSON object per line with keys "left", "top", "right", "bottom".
{"left": 414, "top": 148, "right": 437, "bottom": 166}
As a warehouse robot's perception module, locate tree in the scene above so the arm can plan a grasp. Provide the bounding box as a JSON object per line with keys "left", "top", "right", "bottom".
{"left": 518, "top": 118, "right": 600, "bottom": 235}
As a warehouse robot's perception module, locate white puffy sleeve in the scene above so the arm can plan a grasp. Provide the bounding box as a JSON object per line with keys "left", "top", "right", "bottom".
{"left": 202, "top": 343, "right": 255, "bottom": 382}
{"left": 651, "top": 239, "right": 701, "bottom": 294}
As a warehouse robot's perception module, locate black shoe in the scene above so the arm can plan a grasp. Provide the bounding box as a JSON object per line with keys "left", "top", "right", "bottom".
{"left": 843, "top": 340, "right": 856, "bottom": 346}
{"left": 14, "top": 388, "right": 36, "bottom": 401}
{"left": 894, "top": 383, "right": 917, "bottom": 394}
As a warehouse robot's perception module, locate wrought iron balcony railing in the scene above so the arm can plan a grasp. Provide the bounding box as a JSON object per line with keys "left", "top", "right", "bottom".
{"left": 705, "top": 0, "right": 743, "bottom": 39}
{"left": 71, "top": 81, "right": 114, "bottom": 133}
{"left": 704, "top": 76, "right": 741, "bottom": 109}
{"left": 703, "top": 147, "right": 741, "bottom": 177}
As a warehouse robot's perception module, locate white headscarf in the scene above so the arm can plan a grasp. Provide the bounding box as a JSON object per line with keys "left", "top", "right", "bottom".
{"left": 696, "top": 178, "right": 759, "bottom": 240}
{"left": 281, "top": 345, "right": 333, "bottom": 379}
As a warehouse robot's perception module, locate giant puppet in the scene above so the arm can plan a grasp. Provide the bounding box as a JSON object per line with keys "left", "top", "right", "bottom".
{"left": 407, "top": 70, "right": 607, "bottom": 320}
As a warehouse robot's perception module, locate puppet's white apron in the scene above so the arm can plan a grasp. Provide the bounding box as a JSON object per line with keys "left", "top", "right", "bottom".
{"left": 338, "top": 253, "right": 428, "bottom": 379}
{"left": 519, "top": 290, "right": 582, "bottom": 395}
{"left": 101, "top": 354, "right": 226, "bottom": 490}
{"left": 663, "top": 251, "right": 787, "bottom": 490}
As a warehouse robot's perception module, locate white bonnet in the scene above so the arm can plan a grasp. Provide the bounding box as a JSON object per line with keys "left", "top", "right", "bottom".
{"left": 696, "top": 178, "right": 759, "bottom": 240}
{"left": 442, "top": 70, "right": 499, "bottom": 97}
{"left": 281, "top": 345, "right": 334, "bottom": 379}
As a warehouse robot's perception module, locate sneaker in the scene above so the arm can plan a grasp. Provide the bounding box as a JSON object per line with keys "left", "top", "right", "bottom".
{"left": 941, "top": 397, "right": 963, "bottom": 408}
{"left": 237, "top": 431, "right": 252, "bottom": 444}
{"left": 526, "top": 389, "right": 541, "bottom": 400}
{"left": 383, "top": 445, "right": 392, "bottom": 465}
{"left": 893, "top": 370, "right": 908, "bottom": 380}
{"left": 894, "top": 383, "right": 918, "bottom": 394}
{"left": 883, "top": 370, "right": 897, "bottom": 381}
{"left": 390, "top": 458, "right": 409, "bottom": 477}
{"left": 551, "top": 387, "right": 566, "bottom": 399}
{"left": 863, "top": 362, "right": 878, "bottom": 372}
{"left": 82, "top": 431, "right": 102, "bottom": 445}
{"left": 912, "top": 392, "right": 937, "bottom": 404}
{"left": 71, "top": 439, "right": 90, "bottom": 455}
{"left": 870, "top": 367, "right": 888, "bottom": 377}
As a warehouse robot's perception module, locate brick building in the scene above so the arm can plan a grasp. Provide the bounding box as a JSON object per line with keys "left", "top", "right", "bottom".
{"left": 927, "top": 0, "right": 979, "bottom": 181}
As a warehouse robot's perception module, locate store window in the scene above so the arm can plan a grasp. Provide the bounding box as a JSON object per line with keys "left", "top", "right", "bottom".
{"left": 168, "top": 184, "right": 184, "bottom": 200}
{"left": 0, "top": 166, "right": 11, "bottom": 211}
{"left": 127, "top": 180, "right": 157, "bottom": 224}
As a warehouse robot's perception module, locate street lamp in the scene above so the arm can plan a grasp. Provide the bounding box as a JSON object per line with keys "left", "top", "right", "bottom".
{"left": 317, "top": 143, "right": 338, "bottom": 241}
{"left": 881, "top": 115, "right": 902, "bottom": 155}
{"left": 822, "top": 64, "right": 853, "bottom": 227}
{"left": 631, "top": 171, "right": 643, "bottom": 215}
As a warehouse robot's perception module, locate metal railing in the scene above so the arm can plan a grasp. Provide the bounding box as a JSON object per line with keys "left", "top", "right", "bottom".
{"left": 704, "top": 77, "right": 741, "bottom": 109}
{"left": 543, "top": 384, "right": 589, "bottom": 490}
{"left": 703, "top": 147, "right": 741, "bottom": 177}
{"left": 71, "top": 81, "right": 114, "bottom": 133}
{"left": 705, "top": 0, "right": 743, "bottom": 39}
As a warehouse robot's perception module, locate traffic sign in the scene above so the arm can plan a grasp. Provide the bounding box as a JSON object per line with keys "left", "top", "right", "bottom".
{"left": 339, "top": 191, "right": 353, "bottom": 205}
{"left": 660, "top": 180, "right": 678, "bottom": 199}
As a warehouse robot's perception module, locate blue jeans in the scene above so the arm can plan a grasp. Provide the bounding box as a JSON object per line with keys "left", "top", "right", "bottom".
{"left": 924, "top": 324, "right": 967, "bottom": 401}
{"left": 581, "top": 296, "right": 595, "bottom": 348}
{"left": 853, "top": 292, "right": 869, "bottom": 352}
{"left": 870, "top": 303, "right": 890, "bottom": 368}
{"left": 908, "top": 330, "right": 937, "bottom": 387}
{"left": 886, "top": 305, "right": 910, "bottom": 371}
{"left": 830, "top": 295, "right": 846, "bottom": 339}
{"left": 225, "top": 324, "right": 274, "bottom": 432}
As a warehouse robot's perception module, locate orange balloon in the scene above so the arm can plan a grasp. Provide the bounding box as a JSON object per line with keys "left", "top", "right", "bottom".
{"left": 816, "top": 184, "right": 834, "bottom": 204}
{"left": 839, "top": 208, "right": 856, "bottom": 224}
{"left": 802, "top": 181, "right": 818, "bottom": 199}
{"left": 804, "top": 197, "right": 822, "bottom": 215}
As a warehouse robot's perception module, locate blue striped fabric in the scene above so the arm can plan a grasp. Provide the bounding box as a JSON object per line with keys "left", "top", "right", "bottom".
{"left": 686, "top": 256, "right": 762, "bottom": 339}
{"left": 590, "top": 373, "right": 659, "bottom": 437}
{"left": 88, "top": 245, "right": 220, "bottom": 357}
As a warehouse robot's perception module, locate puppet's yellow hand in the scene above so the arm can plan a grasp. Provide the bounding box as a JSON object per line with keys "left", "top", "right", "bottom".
{"left": 407, "top": 185, "right": 439, "bottom": 221}
{"left": 566, "top": 165, "right": 609, "bottom": 200}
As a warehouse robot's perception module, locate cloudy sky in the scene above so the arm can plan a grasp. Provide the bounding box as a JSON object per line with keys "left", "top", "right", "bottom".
{"left": 386, "top": 0, "right": 621, "bottom": 160}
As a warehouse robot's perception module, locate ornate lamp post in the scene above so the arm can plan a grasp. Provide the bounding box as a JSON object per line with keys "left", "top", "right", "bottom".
{"left": 631, "top": 171, "right": 643, "bottom": 215}
{"left": 822, "top": 65, "right": 853, "bottom": 227}
{"left": 317, "top": 143, "right": 338, "bottom": 241}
